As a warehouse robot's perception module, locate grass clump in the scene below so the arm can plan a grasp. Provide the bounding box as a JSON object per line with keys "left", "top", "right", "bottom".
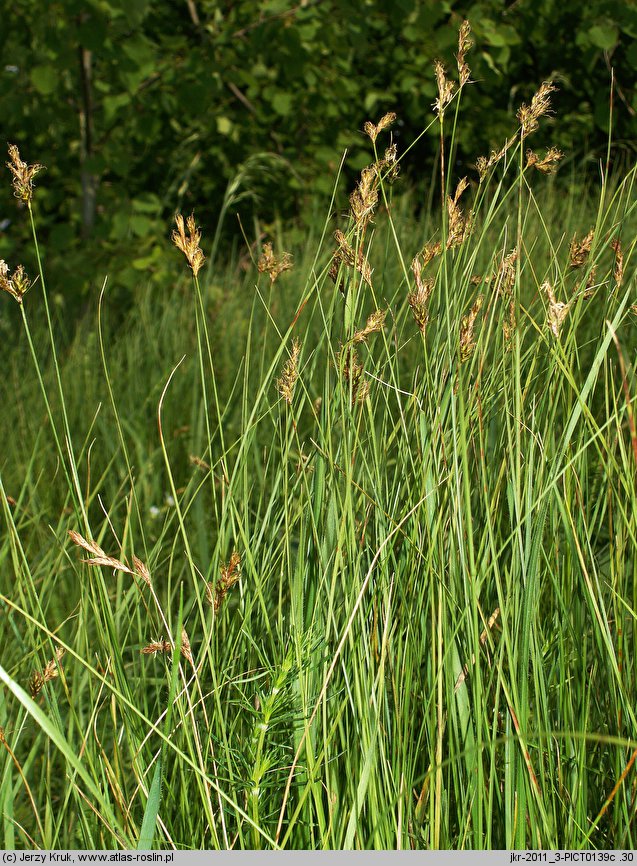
{"left": 1, "top": 22, "right": 637, "bottom": 850}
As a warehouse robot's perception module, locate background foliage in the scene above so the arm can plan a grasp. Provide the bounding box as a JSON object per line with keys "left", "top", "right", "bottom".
{"left": 0, "top": 0, "right": 636, "bottom": 308}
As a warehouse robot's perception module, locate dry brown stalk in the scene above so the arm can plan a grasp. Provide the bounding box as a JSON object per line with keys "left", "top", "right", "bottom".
{"left": 456, "top": 20, "right": 473, "bottom": 87}
{"left": 172, "top": 213, "right": 205, "bottom": 277}
{"left": 459, "top": 295, "right": 484, "bottom": 361}
{"left": 29, "top": 646, "right": 65, "bottom": 699}
{"left": 569, "top": 229, "right": 594, "bottom": 268}
{"left": 7, "top": 144, "right": 44, "bottom": 204}
{"left": 0, "top": 260, "right": 31, "bottom": 304}
{"left": 277, "top": 338, "right": 301, "bottom": 404}
{"left": 517, "top": 81, "right": 557, "bottom": 137}
{"left": 363, "top": 112, "right": 397, "bottom": 144}
{"left": 258, "top": 242, "right": 293, "bottom": 283}
{"left": 353, "top": 309, "right": 386, "bottom": 343}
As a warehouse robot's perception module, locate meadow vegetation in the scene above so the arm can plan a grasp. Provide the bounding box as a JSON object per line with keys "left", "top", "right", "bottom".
{"left": 1, "top": 23, "right": 637, "bottom": 849}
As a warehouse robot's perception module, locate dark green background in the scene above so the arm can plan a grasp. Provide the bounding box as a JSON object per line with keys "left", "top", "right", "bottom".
{"left": 1, "top": 0, "right": 635, "bottom": 309}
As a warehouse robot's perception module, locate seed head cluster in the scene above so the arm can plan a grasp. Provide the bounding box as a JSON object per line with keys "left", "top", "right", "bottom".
{"left": 172, "top": 213, "right": 205, "bottom": 277}
{"left": 0, "top": 260, "right": 31, "bottom": 304}
{"left": 7, "top": 144, "right": 44, "bottom": 204}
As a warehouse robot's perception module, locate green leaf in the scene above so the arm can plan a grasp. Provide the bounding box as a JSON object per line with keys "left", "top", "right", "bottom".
{"left": 588, "top": 22, "right": 619, "bottom": 50}
{"left": 272, "top": 92, "right": 293, "bottom": 116}
{"left": 30, "top": 65, "right": 58, "bottom": 96}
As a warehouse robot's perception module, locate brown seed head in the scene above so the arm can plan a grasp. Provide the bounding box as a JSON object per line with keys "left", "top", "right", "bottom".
{"left": 526, "top": 146, "right": 563, "bottom": 174}
{"left": 180, "top": 628, "right": 194, "bottom": 665}
{"left": 277, "top": 338, "right": 301, "bottom": 404}
{"left": 544, "top": 281, "right": 569, "bottom": 338}
{"left": 517, "top": 81, "right": 557, "bottom": 137}
{"left": 611, "top": 239, "right": 624, "bottom": 289}
{"left": 569, "top": 229, "right": 594, "bottom": 268}
{"left": 0, "top": 260, "right": 31, "bottom": 304}
{"left": 258, "top": 241, "right": 293, "bottom": 284}
{"left": 353, "top": 309, "right": 386, "bottom": 343}
{"left": 29, "top": 646, "right": 65, "bottom": 698}
{"left": 7, "top": 144, "right": 44, "bottom": 204}
{"left": 133, "top": 556, "right": 152, "bottom": 587}
{"left": 363, "top": 111, "right": 397, "bottom": 143}
{"left": 338, "top": 346, "right": 369, "bottom": 404}
{"left": 209, "top": 550, "right": 242, "bottom": 612}
{"left": 502, "top": 300, "right": 516, "bottom": 349}
{"left": 456, "top": 20, "right": 473, "bottom": 87}
{"left": 433, "top": 60, "right": 455, "bottom": 116}
{"left": 141, "top": 639, "right": 172, "bottom": 656}
{"left": 68, "top": 529, "right": 135, "bottom": 575}
{"left": 459, "top": 295, "right": 484, "bottom": 361}
{"left": 172, "top": 213, "right": 205, "bottom": 277}
{"left": 330, "top": 229, "right": 373, "bottom": 290}
{"left": 494, "top": 249, "right": 518, "bottom": 299}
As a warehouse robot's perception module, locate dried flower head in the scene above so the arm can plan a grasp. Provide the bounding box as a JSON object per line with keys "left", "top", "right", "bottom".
{"left": 517, "top": 81, "right": 557, "bottom": 137}
{"left": 172, "top": 213, "right": 205, "bottom": 277}
{"left": 569, "top": 229, "right": 594, "bottom": 268}
{"left": 363, "top": 112, "right": 397, "bottom": 144}
{"left": 277, "top": 338, "right": 301, "bottom": 404}
{"left": 502, "top": 300, "right": 516, "bottom": 349}
{"left": 68, "top": 529, "right": 135, "bottom": 575}
{"left": 353, "top": 309, "right": 386, "bottom": 343}
{"left": 258, "top": 242, "right": 293, "bottom": 283}
{"left": 409, "top": 253, "right": 435, "bottom": 333}
{"left": 132, "top": 556, "right": 152, "bottom": 587}
{"left": 29, "top": 646, "right": 65, "bottom": 699}
{"left": 494, "top": 249, "right": 518, "bottom": 299}
{"left": 189, "top": 454, "right": 211, "bottom": 472}
{"left": 459, "top": 294, "right": 484, "bottom": 361}
{"left": 141, "top": 639, "right": 172, "bottom": 656}
{"left": 180, "top": 628, "right": 194, "bottom": 665}
{"left": 456, "top": 20, "right": 473, "bottom": 87}
{"left": 0, "top": 260, "right": 31, "bottom": 304}
{"left": 207, "top": 550, "right": 242, "bottom": 613}
{"left": 526, "top": 146, "right": 563, "bottom": 174}
{"left": 7, "top": 144, "right": 44, "bottom": 204}
{"left": 350, "top": 164, "right": 380, "bottom": 231}
{"left": 446, "top": 177, "right": 472, "bottom": 248}
{"left": 338, "top": 346, "right": 369, "bottom": 404}
{"left": 544, "top": 281, "right": 569, "bottom": 339}
{"left": 476, "top": 134, "right": 517, "bottom": 181}
{"left": 329, "top": 229, "right": 373, "bottom": 290}
{"left": 433, "top": 60, "right": 455, "bottom": 117}
{"left": 611, "top": 238, "right": 624, "bottom": 289}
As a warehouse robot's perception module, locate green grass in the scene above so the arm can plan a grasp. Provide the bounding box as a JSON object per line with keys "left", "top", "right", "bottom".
{"left": 1, "top": 81, "right": 637, "bottom": 850}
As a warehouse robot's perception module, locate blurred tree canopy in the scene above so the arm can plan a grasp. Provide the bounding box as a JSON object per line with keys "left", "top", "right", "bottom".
{"left": 0, "top": 0, "right": 635, "bottom": 308}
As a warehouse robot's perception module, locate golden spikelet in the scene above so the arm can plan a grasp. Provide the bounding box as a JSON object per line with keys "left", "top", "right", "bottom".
{"left": 29, "top": 646, "right": 65, "bottom": 699}
{"left": 0, "top": 260, "right": 31, "bottom": 304}
{"left": 459, "top": 295, "right": 484, "bottom": 361}
{"left": 68, "top": 529, "right": 135, "bottom": 575}
{"left": 433, "top": 60, "right": 455, "bottom": 116}
{"left": 456, "top": 20, "right": 473, "bottom": 87}
{"left": 544, "top": 281, "right": 569, "bottom": 339}
{"left": 569, "top": 229, "right": 594, "bottom": 268}
{"left": 526, "top": 146, "right": 563, "bottom": 174}
{"left": 502, "top": 300, "right": 516, "bottom": 349}
{"left": 353, "top": 309, "right": 386, "bottom": 344}
{"left": 258, "top": 242, "right": 293, "bottom": 283}
{"left": 189, "top": 454, "right": 211, "bottom": 472}
{"left": 7, "top": 144, "right": 44, "bottom": 204}
{"left": 132, "top": 556, "right": 152, "bottom": 587}
{"left": 172, "top": 213, "right": 205, "bottom": 277}
{"left": 517, "top": 81, "right": 557, "bottom": 137}
{"left": 611, "top": 238, "right": 624, "bottom": 289}
{"left": 277, "top": 338, "right": 301, "bottom": 404}
{"left": 363, "top": 111, "right": 397, "bottom": 143}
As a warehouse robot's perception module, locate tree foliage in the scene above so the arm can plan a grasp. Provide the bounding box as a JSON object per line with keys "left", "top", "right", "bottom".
{"left": 0, "top": 0, "right": 635, "bottom": 306}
